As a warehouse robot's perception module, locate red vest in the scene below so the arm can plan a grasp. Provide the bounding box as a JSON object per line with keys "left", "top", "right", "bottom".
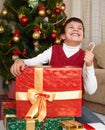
{"left": 49, "top": 45, "right": 84, "bottom": 67}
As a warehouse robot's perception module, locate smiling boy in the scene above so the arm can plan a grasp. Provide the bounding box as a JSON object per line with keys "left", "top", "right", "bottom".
{"left": 10, "top": 17, "right": 104, "bottom": 124}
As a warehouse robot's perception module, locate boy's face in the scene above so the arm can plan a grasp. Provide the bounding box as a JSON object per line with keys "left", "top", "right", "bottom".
{"left": 61, "top": 21, "right": 84, "bottom": 46}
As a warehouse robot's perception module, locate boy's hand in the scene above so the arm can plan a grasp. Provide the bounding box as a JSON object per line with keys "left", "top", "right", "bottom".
{"left": 10, "top": 59, "right": 26, "bottom": 77}
{"left": 84, "top": 50, "right": 94, "bottom": 66}
{"left": 84, "top": 42, "right": 95, "bottom": 66}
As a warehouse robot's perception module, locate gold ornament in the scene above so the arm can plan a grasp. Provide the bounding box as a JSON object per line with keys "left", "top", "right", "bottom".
{"left": 55, "top": 39, "right": 61, "bottom": 44}
{"left": 55, "top": 37, "right": 61, "bottom": 44}
{"left": 13, "top": 36, "right": 20, "bottom": 43}
{"left": 18, "top": 13, "right": 25, "bottom": 19}
{"left": 2, "top": 9, "right": 8, "bottom": 16}
{"left": 56, "top": 3, "right": 61, "bottom": 8}
{"left": 0, "top": 26, "right": 4, "bottom": 34}
{"left": 33, "top": 41, "right": 39, "bottom": 47}
{"left": 61, "top": 5, "right": 66, "bottom": 11}
{"left": 51, "top": 13, "right": 56, "bottom": 18}
{"left": 12, "top": 55, "right": 19, "bottom": 61}
{"left": 46, "top": 10, "right": 51, "bottom": 15}
{"left": 38, "top": 10, "right": 46, "bottom": 17}
{"left": 32, "top": 32, "right": 40, "bottom": 39}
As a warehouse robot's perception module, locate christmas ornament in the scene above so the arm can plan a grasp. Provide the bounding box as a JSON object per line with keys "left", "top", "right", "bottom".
{"left": 46, "top": 10, "right": 51, "bottom": 15}
{"left": 55, "top": 8, "right": 61, "bottom": 14}
{"left": 7, "top": 42, "right": 12, "bottom": 46}
{"left": 13, "top": 49, "right": 21, "bottom": 57}
{"left": 12, "top": 55, "right": 19, "bottom": 61}
{"left": 13, "top": 36, "right": 20, "bottom": 43}
{"left": 32, "top": 32, "right": 40, "bottom": 39}
{"left": 13, "top": 30, "right": 20, "bottom": 36}
{"left": 0, "top": 25, "right": 4, "bottom": 34}
{"left": 55, "top": 36, "right": 61, "bottom": 44}
{"left": 2, "top": 9, "right": 8, "bottom": 16}
{"left": 51, "top": 32, "right": 57, "bottom": 39}
{"left": 13, "top": 30, "right": 20, "bottom": 42}
{"left": 22, "top": 50, "right": 27, "bottom": 56}
{"left": 51, "top": 13, "right": 56, "bottom": 18}
{"left": 43, "top": 34, "right": 47, "bottom": 39}
{"left": 18, "top": 13, "right": 25, "bottom": 19}
{"left": 56, "top": 3, "right": 61, "bottom": 8}
{"left": 32, "top": 27, "right": 41, "bottom": 39}
{"left": 61, "top": 3, "right": 66, "bottom": 11}
{"left": 33, "top": 41, "right": 40, "bottom": 51}
{"left": 20, "top": 16, "right": 29, "bottom": 26}
{"left": 38, "top": 5, "right": 45, "bottom": 17}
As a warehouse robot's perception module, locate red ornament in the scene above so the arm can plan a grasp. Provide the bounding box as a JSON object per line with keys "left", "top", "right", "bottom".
{"left": 38, "top": 5, "right": 45, "bottom": 10}
{"left": 22, "top": 50, "right": 27, "bottom": 56}
{"left": 13, "top": 49, "right": 21, "bottom": 56}
{"left": 34, "top": 27, "right": 41, "bottom": 33}
{"left": 55, "top": 8, "right": 61, "bottom": 14}
{"left": 43, "top": 34, "right": 47, "bottom": 39}
{"left": 13, "top": 30, "right": 20, "bottom": 36}
{"left": 8, "top": 42, "right": 12, "bottom": 46}
{"left": 20, "top": 16, "right": 29, "bottom": 26}
{"left": 51, "top": 32, "right": 57, "bottom": 39}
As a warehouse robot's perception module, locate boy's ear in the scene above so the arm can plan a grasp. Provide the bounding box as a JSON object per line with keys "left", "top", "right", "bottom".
{"left": 61, "top": 34, "right": 65, "bottom": 40}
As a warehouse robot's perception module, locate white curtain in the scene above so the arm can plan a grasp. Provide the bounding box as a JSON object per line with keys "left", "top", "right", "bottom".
{"left": 82, "top": 0, "right": 105, "bottom": 48}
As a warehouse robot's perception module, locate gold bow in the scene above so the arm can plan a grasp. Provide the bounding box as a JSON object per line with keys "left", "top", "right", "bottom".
{"left": 26, "top": 88, "right": 55, "bottom": 122}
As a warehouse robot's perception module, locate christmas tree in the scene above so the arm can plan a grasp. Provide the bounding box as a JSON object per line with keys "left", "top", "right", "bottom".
{"left": 0, "top": 0, "right": 66, "bottom": 84}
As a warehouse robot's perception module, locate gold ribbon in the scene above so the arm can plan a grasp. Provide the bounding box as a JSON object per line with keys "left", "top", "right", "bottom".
{"left": 25, "top": 89, "right": 56, "bottom": 122}
{"left": 4, "top": 114, "right": 35, "bottom": 130}
{"left": 26, "top": 67, "right": 55, "bottom": 122}
{"left": 16, "top": 67, "right": 82, "bottom": 122}
{"left": 4, "top": 114, "right": 16, "bottom": 128}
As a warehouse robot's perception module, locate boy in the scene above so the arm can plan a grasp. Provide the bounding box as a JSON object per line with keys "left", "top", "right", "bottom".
{"left": 10, "top": 17, "right": 103, "bottom": 124}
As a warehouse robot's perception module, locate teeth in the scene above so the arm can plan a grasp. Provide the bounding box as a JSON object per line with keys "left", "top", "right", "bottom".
{"left": 72, "top": 34, "right": 78, "bottom": 36}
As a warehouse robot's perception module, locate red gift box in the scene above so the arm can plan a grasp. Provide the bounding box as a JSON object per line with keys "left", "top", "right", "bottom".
{"left": 16, "top": 66, "right": 82, "bottom": 121}
{"left": 0, "top": 97, "right": 16, "bottom": 120}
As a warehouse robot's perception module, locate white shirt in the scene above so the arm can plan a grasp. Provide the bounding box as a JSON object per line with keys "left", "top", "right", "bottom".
{"left": 23, "top": 43, "right": 97, "bottom": 95}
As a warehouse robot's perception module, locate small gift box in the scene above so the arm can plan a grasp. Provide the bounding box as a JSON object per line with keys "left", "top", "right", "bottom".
{"left": 60, "top": 120, "right": 84, "bottom": 130}
{"left": 0, "top": 97, "right": 16, "bottom": 120}
{"left": 16, "top": 66, "right": 82, "bottom": 121}
{"left": 4, "top": 109, "right": 74, "bottom": 130}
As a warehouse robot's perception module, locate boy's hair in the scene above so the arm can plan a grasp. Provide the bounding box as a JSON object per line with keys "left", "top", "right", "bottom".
{"left": 61, "top": 17, "right": 85, "bottom": 38}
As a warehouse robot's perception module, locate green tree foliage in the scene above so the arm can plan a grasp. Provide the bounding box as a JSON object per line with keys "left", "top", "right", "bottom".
{"left": 0, "top": 0, "right": 66, "bottom": 83}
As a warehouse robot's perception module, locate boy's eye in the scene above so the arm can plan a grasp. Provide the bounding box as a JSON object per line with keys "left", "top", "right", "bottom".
{"left": 69, "top": 26, "right": 73, "bottom": 29}
{"left": 78, "top": 27, "right": 83, "bottom": 30}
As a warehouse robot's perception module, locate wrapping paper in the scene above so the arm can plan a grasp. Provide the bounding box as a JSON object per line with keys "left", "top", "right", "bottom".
{"left": 4, "top": 108, "right": 74, "bottom": 130}
{"left": 16, "top": 66, "right": 82, "bottom": 120}
{"left": 0, "top": 96, "right": 16, "bottom": 120}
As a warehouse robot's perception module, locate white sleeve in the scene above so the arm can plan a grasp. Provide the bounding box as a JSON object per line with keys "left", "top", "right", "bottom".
{"left": 83, "top": 63, "right": 97, "bottom": 95}
{"left": 22, "top": 47, "right": 52, "bottom": 66}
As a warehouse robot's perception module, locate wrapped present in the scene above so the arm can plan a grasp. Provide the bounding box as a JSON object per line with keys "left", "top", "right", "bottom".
{"left": 0, "top": 97, "right": 16, "bottom": 120}
{"left": 8, "top": 80, "right": 16, "bottom": 99}
{"left": 61, "top": 121, "right": 105, "bottom": 130}
{"left": 60, "top": 120, "right": 84, "bottom": 130}
{"left": 4, "top": 109, "right": 74, "bottom": 130}
{"left": 16, "top": 66, "right": 82, "bottom": 121}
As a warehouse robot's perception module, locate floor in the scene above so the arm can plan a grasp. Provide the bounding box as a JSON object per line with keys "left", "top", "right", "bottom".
{"left": 0, "top": 113, "right": 105, "bottom": 130}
